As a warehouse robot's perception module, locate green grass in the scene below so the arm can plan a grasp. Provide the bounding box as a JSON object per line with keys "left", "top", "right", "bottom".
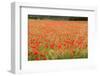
{"left": 28, "top": 47, "right": 88, "bottom": 61}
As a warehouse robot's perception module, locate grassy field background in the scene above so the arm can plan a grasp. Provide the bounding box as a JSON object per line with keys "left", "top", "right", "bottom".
{"left": 28, "top": 19, "right": 88, "bottom": 61}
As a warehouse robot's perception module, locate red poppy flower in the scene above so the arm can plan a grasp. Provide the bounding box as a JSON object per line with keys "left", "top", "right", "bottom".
{"left": 33, "top": 50, "right": 39, "bottom": 55}
{"left": 50, "top": 43, "right": 54, "bottom": 49}
{"left": 43, "top": 57, "right": 47, "bottom": 60}
{"left": 32, "top": 46, "right": 37, "bottom": 49}
{"left": 35, "top": 42, "right": 40, "bottom": 46}
{"left": 35, "top": 58, "right": 40, "bottom": 60}
{"left": 58, "top": 43, "right": 62, "bottom": 49}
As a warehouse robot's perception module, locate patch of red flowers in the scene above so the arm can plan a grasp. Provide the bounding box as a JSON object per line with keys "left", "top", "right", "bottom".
{"left": 43, "top": 57, "right": 47, "bottom": 60}
{"left": 50, "top": 43, "right": 55, "bottom": 49}
{"left": 33, "top": 50, "right": 40, "bottom": 55}
{"left": 58, "top": 43, "right": 62, "bottom": 49}
{"left": 35, "top": 58, "right": 40, "bottom": 60}
{"left": 28, "top": 19, "right": 88, "bottom": 60}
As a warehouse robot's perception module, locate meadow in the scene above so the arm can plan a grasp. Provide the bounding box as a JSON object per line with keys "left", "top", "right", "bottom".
{"left": 28, "top": 16, "right": 88, "bottom": 61}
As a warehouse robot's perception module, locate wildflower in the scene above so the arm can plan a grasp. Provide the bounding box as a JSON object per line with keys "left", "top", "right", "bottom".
{"left": 58, "top": 43, "right": 62, "bottom": 49}
{"left": 32, "top": 46, "right": 37, "bottom": 49}
{"left": 50, "top": 43, "right": 55, "bottom": 49}
{"left": 33, "top": 50, "right": 39, "bottom": 55}
{"left": 43, "top": 57, "right": 47, "bottom": 60}
{"left": 35, "top": 58, "right": 40, "bottom": 60}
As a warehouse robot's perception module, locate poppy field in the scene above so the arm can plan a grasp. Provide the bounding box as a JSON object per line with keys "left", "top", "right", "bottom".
{"left": 28, "top": 15, "right": 88, "bottom": 61}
